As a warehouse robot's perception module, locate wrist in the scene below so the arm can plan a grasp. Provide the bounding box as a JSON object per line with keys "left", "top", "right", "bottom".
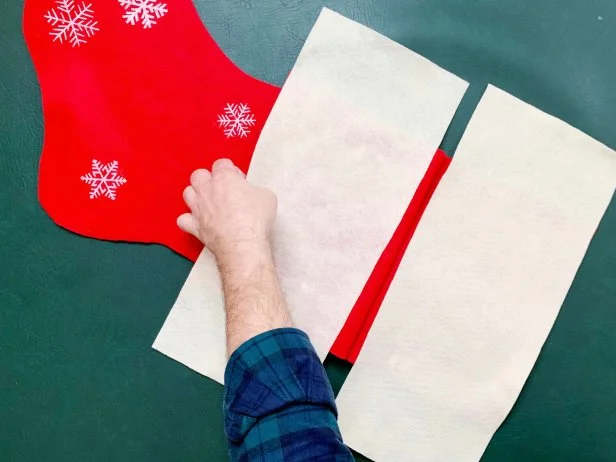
{"left": 213, "top": 237, "right": 273, "bottom": 272}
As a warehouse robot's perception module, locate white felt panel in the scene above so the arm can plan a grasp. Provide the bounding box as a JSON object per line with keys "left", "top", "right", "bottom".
{"left": 152, "top": 8, "right": 468, "bottom": 384}
{"left": 336, "top": 85, "right": 616, "bottom": 462}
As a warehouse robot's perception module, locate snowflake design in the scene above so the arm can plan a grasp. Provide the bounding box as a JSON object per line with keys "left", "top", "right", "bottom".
{"left": 217, "top": 103, "right": 256, "bottom": 139}
{"left": 44, "top": 0, "right": 99, "bottom": 47}
{"left": 80, "top": 160, "right": 127, "bottom": 200}
{"left": 118, "top": 0, "right": 168, "bottom": 29}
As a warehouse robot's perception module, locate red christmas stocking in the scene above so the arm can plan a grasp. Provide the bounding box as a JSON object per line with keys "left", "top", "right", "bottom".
{"left": 23, "top": 0, "right": 280, "bottom": 261}
{"left": 330, "top": 149, "right": 453, "bottom": 363}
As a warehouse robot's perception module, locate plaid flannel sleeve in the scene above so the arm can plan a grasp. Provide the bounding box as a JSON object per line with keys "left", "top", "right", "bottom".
{"left": 223, "top": 328, "right": 355, "bottom": 462}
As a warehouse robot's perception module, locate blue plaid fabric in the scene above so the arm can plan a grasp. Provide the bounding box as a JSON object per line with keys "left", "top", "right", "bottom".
{"left": 223, "top": 328, "right": 355, "bottom": 461}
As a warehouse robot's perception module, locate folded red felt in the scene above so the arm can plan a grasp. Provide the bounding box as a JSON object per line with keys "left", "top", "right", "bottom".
{"left": 330, "top": 149, "right": 452, "bottom": 363}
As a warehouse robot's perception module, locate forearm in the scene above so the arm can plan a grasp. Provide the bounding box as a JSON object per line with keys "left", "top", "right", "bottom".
{"left": 217, "top": 239, "right": 293, "bottom": 356}
{"left": 217, "top": 241, "right": 354, "bottom": 461}
{"left": 177, "top": 160, "right": 353, "bottom": 459}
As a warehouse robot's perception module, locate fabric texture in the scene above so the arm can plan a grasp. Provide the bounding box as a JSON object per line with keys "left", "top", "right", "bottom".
{"left": 153, "top": 8, "right": 468, "bottom": 383}
{"left": 23, "top": 0, "right": 280, "bottom": 261}
{"left": 336, "top": 85, "right": 616, "bottom": 462}
{"left": 224, "top": 328, "right": 354, "bottom": 462}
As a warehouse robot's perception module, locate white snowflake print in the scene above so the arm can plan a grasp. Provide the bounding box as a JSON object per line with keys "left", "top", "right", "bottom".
{"left": 45, "top": 0, "right": 99, "bottom": 47}
{"left": 80, "top": 160, "right": 127, "bottom": 200}
{"left": 217, "top": 103, "right": 256, "bottom": 139}
{"left": 118, "top": 0, "right": 168, "bottom": 29}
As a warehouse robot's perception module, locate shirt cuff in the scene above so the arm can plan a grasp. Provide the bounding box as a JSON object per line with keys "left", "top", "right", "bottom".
{"left": 223, "top": 328, "right": 337, "bottom": 444}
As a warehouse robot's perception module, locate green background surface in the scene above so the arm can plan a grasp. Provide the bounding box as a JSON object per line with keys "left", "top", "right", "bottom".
{"left": 2, "top": 0, "right": 616, "bottom": 460}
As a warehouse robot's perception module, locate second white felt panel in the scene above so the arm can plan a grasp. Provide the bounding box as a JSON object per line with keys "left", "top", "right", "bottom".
{"left": 336, "top": 85, "right": 616, "bottom": 462}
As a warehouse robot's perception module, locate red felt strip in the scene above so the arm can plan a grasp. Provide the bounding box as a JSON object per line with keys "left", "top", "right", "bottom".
{"left": 330, "top": 149, "right": 452, "bottom": 362}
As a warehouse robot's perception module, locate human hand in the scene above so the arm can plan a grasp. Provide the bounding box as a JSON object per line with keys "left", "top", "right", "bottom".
{"left": 177, "top": 158, "right": 278, "bottom": 260}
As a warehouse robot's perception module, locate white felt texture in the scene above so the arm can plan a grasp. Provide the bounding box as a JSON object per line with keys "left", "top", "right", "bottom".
{"left": 336, "top": 85, "right": 616, "bottom": 462}
{"left": 152, "top": 8, "right": 468, "bottom": 384}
